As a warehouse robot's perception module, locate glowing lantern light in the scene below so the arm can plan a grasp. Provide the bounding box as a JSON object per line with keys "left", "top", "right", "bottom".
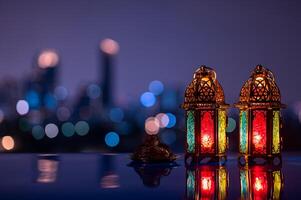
{"left": 186, "top": 165, "right": 228, "bottom": 200}
{"left": 235, "top": 65, "right": 285, "bottom": 165}
{"left": 182, "top": 66, "right": 229, "bottom": 164}
{"left": 239, "top": 165, "right": 283, "bottom": 200}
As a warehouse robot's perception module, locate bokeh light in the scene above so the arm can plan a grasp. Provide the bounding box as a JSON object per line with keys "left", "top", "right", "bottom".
{"left": 19, "top": 118, "right": 31, "bottom": 132}
{"left": 155, "top": 113, "right": 169, "bottom": 128}
{"left": 16, "top": 100, "right": 29, "bottom": 115}
{"left": 160, "top": 130, "right": 177, "bottom": 145}
{"left": 87, "top": 84, "right": 101, "bottom": 99}
{"left": 38, "top": 50, "right": 59, "bottom": 68}
{"left": 61, "top": 122, "right": 75, "bottom": 137}
{"left": 100, "top": 39, "right": 119, "bottom": 55}
{"left": 166, "top": 113, "right": 176, "bottom": 128}
{"left": 25, "top": 90, "right": 40, "bottom": 108}
{"left": 140, "top": 92, "right": 156, "bottom": 107}
{"left": 54, "top": 86, "right": 68, "bottom": 101}
{"left": 148, "top": 80, "right": 164, "bottom": 95}
{"left": 75, "top": 121, "right": 90, "bottom": 136}
{"left": 109, "top": 108, "right": 124, "bottom": 123}
{"left": 45, "top": 123, "right": 59, "bottom": 138}
{"left": 56, "top": 106, "right": 71, "bottom": 121}
{"left": 105, "top": 132, "right": 120, "bottom": 147}
{"left": 145, "top": 117, "right": 160, "bottom": 135}
{"left": 2, "top": 136, "right": 14, "bottom": 150}
{"left": 32, "top": 125, "right": 45, "bottom": 140}
{"left": 44, "top": 93, "right": 57, "bottom": 110}
{"left": 226, "top": 117, "right": 237, "bottom": 133}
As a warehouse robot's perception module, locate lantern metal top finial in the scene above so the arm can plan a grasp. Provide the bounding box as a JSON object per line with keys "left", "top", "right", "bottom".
{"left": 182, "top": 65, "right": 228, "bottom": 110}
{"left": 235, "top": 65, "right": 285, "bottom": 109}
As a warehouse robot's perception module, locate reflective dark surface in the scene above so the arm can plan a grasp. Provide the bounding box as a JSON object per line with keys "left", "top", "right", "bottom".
{"left": 0, "top": 153, "right": 301, "bottom": 199}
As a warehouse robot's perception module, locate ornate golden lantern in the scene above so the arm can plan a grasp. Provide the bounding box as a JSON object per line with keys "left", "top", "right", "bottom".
{"left": 235, "top": 65, "right": 285, "bottom": 165}
{"left": 182, "top": 65, "right": 229, "bottom": 165}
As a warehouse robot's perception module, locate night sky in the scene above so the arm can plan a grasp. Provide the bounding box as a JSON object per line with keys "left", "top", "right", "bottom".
{"left": 0, "top": 0, "right": 300, "bottom": 105}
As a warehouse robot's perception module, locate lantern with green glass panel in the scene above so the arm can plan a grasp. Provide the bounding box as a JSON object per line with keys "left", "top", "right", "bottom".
{"left": 235, "top": 65, "right": 285, "bottom": 165}
{"left": 182, "top": 66, "right": 229, "bottom": 165}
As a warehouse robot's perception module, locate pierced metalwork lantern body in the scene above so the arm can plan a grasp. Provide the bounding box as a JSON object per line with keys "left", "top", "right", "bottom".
{"left": 239, "top": 165, "right": 284, "bottom": 200}
{"left": 186, "top": 165, "right": 229, "bottom": 200}
{"left": 182, "top": 66, "right": 229, "bottom": 164}
{"left": 235, "top": 65, "right": 285, "bottom": 165}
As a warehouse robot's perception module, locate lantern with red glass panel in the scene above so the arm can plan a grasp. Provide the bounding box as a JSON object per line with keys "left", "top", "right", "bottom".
{"left": 235, "top": 65, "right": 285, "bottom": 165}
{"left": 239, "top": 165, "right": 284, "bottom": 200}
{"left": 182, "top": 66, "right": 229, "bottom": 165}
{"left": 186, "top": 165, "right": 228, "bottom": 200}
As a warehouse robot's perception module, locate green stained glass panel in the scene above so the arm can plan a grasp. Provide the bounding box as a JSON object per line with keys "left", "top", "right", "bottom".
{"left": 187, "top": 111, "right": 195, "bottom": 153}
{"left": 239, "top": 111, "right": 248, "bottom": 154}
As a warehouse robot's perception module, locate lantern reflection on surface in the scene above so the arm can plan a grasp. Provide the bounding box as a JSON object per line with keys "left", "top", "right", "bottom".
{"left": 235, "top": 65, "right": 285, "bottom": 165}
{"left": 36, "top": 154, "right": 59, "bottom": 183}
{"left": 240, "top": 165, "right": 283, "bottom": 200}
{"left": 186, "top": 165, "right": 228, "bottom": 200}
{"left": 182, "top": 66, "right": 229, "bottom": 165}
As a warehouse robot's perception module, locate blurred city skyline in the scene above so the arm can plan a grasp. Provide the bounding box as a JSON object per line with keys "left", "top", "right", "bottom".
{"left": 0, "top": 0, "right": 300, "bottom": 105}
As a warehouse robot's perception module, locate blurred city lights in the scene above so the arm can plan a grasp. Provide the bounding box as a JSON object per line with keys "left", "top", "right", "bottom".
{"left": 61, "top": 122, "right": 75, "bottom": 137}
{"left": 54, "top": 86, "right": 68, "bottom": 101}
{"left": 56, "top": 106, "right": 71, "bottom": 121}
{"left": 140, "top": 92, "right": 156, "bottom": 107}
{"left": 32, "top": 125, "right": 45, "bottom": 140}
{"left": 105, "top": 132, "right": 120, "bottom": 147}
{"left": 155, "top": 113, "right": 169, "bottom": 128}
{"left": 160, "top": 130, "right": 177, "bottom": 145}
{"left": 1, "top": 136, "right": 14, "bottom": 150}
{"left": 25, "top": 90, "right": 40, "bottom": 108}
{"left": 166, "top": 113, "right": 176, "bottom": 128}
{"left": 16, "top": 100, "right": 29, "bottom": 115}
{"left": 109, "top": 107, "right": 124, "bottom": 123}
{"left": 75, "top": 121, "right": 90, "bottom": 136}
{"left": 149, "top": 80, "right": 164, "bottom": 96}
{"left": 100, "top": 38, "right": 119, "bottom": 55}
{"left": 87, "top": 84, "right": 101, "bottom": 99}
{"left": 38, "top": 50, "right": 59, "bottom": 69}
{"left": 45, "top": 123, "right": 59, "bottom": 138}
{"left": 145, "top": 117, "right": 160, "bottom": 135}
{"left": 226, "top": 117, "right": 237, "bottom": 133}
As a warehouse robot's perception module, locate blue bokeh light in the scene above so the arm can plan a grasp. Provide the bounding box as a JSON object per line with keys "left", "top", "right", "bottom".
{"left": 166, "top": 113, "right": 176, "bottom": 128}
{"left": 44, "top": 93, "right": 57, "bottom": 110}
{"left": 109, "top": 108, "right": 124, "bottom": 123}
{"left": 87, "top": 84, "right": 101, "bottom": 99}
{"left": 148, "top": 80, "right": 164, "bottom": 96}
{"left": 25, "top": 90, "right": 40, "bottom": 109}
{"left": 140, "top": 92, "right": 156, "bottom": 107}
{"left": 105, "top": 132, "right": 120, "bottom": 147}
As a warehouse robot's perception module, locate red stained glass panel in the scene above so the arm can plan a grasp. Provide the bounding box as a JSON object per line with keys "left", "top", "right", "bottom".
{"left": 200, "top": 111, "right": 215, "bottom": 154}
{"left": 251, "top": 167, "right": 268, "bottom": 200}
{"left": 252, "top": 110, "right": 267, "bottom": 154}
{"left": 199, "top": 168, "right": 215, "bottom": 200}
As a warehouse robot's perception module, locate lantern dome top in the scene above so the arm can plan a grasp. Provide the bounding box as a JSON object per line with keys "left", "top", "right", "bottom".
{"left": 182, "top": 65, "right": 228, "bottom": 110}
{"left": 235, "top": 65, "right": 285, "bottom": 109}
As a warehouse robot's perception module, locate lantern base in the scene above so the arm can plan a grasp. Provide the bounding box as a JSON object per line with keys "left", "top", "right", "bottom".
{"left": 238, "top": 154, "right": 282, "bottom": 166}
{"left": 185, "top": 154, "right": 226, "bottom": 166}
